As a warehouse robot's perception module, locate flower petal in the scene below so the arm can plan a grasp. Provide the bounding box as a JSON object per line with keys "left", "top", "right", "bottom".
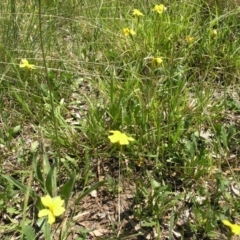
{"left": 47, "top": 211, "right": 56, "bottom": 225}
{"left": 38, "top": 209, "right": 56, "bottom": 224}
{"left": 28, "top": 64, "right": 36, "bottom": 69}
{"left": 153, "top": 4, "right": 167, "bottom": 14}
{"left": 129, "top": 29, "right": 136, "bottom": 35}
{"left": 19, "top": 59, "right": 28, "bottom": 68}
{"left": 108, "top": 131, "right": 122, "bottom": 143}
{"left": 53, "top": 196, "right": 64, "bottom": 207}
{"left": 222, "top": 220, "right": 240, "bottom": 235}
{"left": 53, "top": 206, "right": 65, "bottom": 216}
{"left": 119, "top": 137, "right": 129, "bottom": 145}
{"left": 132, "top": 9, "right": 144, "bottom": 17}
{"left": 19, "top": 58, "right": 36, "bottom": 69}
{"left": 38, "top": 209, "right": 51, "bottom": 218}
{"left": 122, "top": 28, "right": 136, "bottom": 37}
{"left": 52, "top": 197, "right": 65, "bottom": 216}
{"left": 41, "top": 195, "right": 53, "bottom": 207}
{"left": 108, "top": 130, "right": 135, "bottom": 145}
{"left": 109, "top": 130, "right": 121, "bottom": 134}
{"left": 108, "top": 135, "right": 120, "bottom": 143}
{"left": 127, "top": 136, "right": 135, "bottom": 142}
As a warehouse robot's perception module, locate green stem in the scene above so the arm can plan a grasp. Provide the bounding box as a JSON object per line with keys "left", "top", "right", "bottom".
{"left": 38, "top": 0, "right": 59, "bottom": 196}
{"left": 21, "top": 170, "right": 33, "bottom": 239}
{"left": 118, "top": 145, "right": 123, "bottom": 222}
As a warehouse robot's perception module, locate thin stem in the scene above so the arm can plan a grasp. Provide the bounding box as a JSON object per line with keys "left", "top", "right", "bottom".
{"left": 21, "top": 170, "right": 33, "bottom": 239}
{"left": 38, "top": 0, "right": 60, "bottom": 196}
{"left": 118, "top": 145, "right": 123, "bottom": 223}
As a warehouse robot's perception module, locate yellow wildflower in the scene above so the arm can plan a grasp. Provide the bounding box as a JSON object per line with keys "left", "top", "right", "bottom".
{"left": 185, "top": 36, "right": 194, "bottom": 43}
{"left": 19, "top": 58, "right": 36, "bottom": 69}
{"left": 122, "top": 28, "right": 136, "bottom": 37}
{"left": 211, "top": 29, "right": 217, "bottom": 38}
{"left": 132, "top": 9, "right": 144, "bottom": 17}
{"left": 38, "top": 195, "right": 65, "bottom": 225}
{"left": 108, "top": 130, "right": 135, "bottom": 145}
{"left": 153, "top": 4, "right": 167, "bottom": 14}
{"left": 222, "top": 220, "right": 240, "bottom": 235}
{"left": 152, "top": 57, "right": 163, "bottom": 67}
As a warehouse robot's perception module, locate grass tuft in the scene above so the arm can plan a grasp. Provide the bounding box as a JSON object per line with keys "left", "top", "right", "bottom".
{"left": 0, "top": 0, "right": 239, "bottom": 239}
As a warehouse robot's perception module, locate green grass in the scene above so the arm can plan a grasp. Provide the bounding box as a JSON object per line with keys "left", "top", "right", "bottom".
{"left": 0, "top": 0, "right": 240, "bottom": 239}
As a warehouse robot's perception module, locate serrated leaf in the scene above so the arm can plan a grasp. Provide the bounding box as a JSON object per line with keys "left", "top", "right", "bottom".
{"left": 7, "top": 207, "right": 19, "bottom": 214}
{"left": 21, "top": 222, "right": 36, "bottom": 240}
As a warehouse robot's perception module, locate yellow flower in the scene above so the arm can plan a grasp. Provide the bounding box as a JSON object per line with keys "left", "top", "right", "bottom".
{"left": 185, "top": 36, "right": 194, "bottom": 43}
{"left": 153, "top": 4, "right": 167, "bottom": 14}
{"left": 19, "top": 58, "right": 36, "bottom": 69}
{"left": 38, "top": 195, "right": 65, "bottom": 225}
{"left": 211, "top": 29, "right": 217, "bottom": 37}
{"left": 122, "top": 28, "right": 136, "bottom": 37}
{"left": 132, "top": 9, "right": 144, "bottom": 17}
{"left": 108, "top": 130, "right": 135, "bottom": 145}
{"left": 152, "top": 57, "right": 163, "bottom": 67}
{"left": 222, "top": 220, "right": 240, "bottom": 235}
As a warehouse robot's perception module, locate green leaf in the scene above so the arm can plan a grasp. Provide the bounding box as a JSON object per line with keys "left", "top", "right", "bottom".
{"left": 141, "top": 220, "right": 157, "bottom": 227}
{"left": 45, "top": 166, "right": 56, "bottom": 197}
{"left": 30, "top": 141, "right": 39, "bottom": 153}
{"left": 1, "top": 174, "right": 36, "bottom": 198}
{"left": 221, "top": 126, "right": 228, "bottom": 150}
{"left": 13, "top": 125, "right": 21, "bottom": 134}
{"left": 43, "top": 154, "right": 51, "bottom": 176}
{"left": 32, "top": 154, "right": 44, "bottom": 189}
{"left": 60, "top": 171, "right": 76, "bottom": 207}
{"left": 75, "top": 181, "right": 106, "bottom": 205}
{"left": 21, "top": 222, "right": 36, "bottom": 240}
{"left": 147, "top": 171, "right": 160, "bottom": 188}
{"left": 37, "top": 217, "right": 51, "bottom": 240}
{"left": 35, "top": 196, "right": 43, "bottom": 213}
{"left": 7, "top": 207, "right": 19, "bottom": 214}
{"left": 150, "top": 178, "right": 161, "bottom": 189}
